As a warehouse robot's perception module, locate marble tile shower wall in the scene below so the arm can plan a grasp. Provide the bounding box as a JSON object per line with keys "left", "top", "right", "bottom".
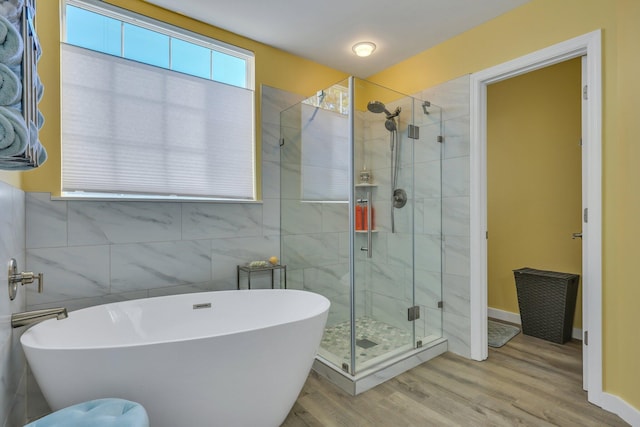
{"left": 24, "top": 85, "right": 301, "bottom": 313}
{"left": 415, "top": 75, "right": 472, "bottom": 357}
{"left": 0, "top": 180, "right": 26, "bottom": 427}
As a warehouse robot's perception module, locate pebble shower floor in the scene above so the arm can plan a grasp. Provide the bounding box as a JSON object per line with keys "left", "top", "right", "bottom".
{"left": 320, "top": 317, "right": 412, "bottom": 367}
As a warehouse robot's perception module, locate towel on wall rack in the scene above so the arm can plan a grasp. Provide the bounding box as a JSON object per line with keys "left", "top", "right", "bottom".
{"left": 0, "top": 0, "right": 24, "bottom": 25}
{"left": 0, "top": 0, "right": 46, "bottom": 170}
{"left": 0, "top": 62, "right": 20, "bottom": 105}
{"left": 28, "top": 119, "right": 44, "bottom": 164}
{"left": 0, "top": 120, "right": 46, "bottom": 169}
{"left": 0, "top": 105, "right": 27, "bottom": 156}
{"left": 0, "top": 14, "right": 22, "bottom": 65}
{"left": 35, "top": 70, "right": 42, "bottom": 100}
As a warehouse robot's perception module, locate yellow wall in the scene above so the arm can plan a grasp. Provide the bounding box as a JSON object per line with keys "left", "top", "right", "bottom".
{"left": 24, "top": 0, "right": 348, "bottom": 196}
{"left": 369, "top": 0, "right": 639, "bottom": 411}
{"left": 487, "top": 58, "right": 582, "bottom": 328}
{"left": 0, "top": 171, "right": 20, "bottom": 187}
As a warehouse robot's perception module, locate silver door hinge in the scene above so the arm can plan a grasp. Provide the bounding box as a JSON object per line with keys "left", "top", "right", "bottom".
{"left": 583, "top": 85, "right": 588, "bottom": 100}
{"left": 486, "top": 231, "right": 489, "bottom": 240}
{"left": 584, "top": 208, "right": 588, "bottom": 223}
{"left": 408, "top": 306, "right": 421, "bottom": 321}
{"left": 437, "top": 301, "right": 443, "bottom": 309}
{"left": 584, "top": 330, "right": 588, "bottom": 345}
{"left": 437, "top": 135, "right": 444, "bottom": 143}
{"left": 408, "top": 124, "right": 420, "bottom": 139}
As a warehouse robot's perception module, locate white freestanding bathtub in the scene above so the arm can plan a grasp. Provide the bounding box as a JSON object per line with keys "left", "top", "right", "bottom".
{"left": 21, "top": 289, "right": 330, "bottom": 427}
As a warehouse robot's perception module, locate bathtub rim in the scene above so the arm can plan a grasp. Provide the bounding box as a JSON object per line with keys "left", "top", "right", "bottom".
{"left": 20, "top": 288, "right": 330, "bottom": 351}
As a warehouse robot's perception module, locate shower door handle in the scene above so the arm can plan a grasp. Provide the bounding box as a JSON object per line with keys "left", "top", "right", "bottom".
{"left": 360, "top": 190, "right": 373, "bottom": 258}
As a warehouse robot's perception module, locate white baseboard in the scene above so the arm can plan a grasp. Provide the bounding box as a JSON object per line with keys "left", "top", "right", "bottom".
{"left": 488, "top": 307, "right": 583, "bottom": 341}
{"left": 487, "top": 307, "right": 520, "bottom": 324}
{"left": 600, "top": 391, "right": 640, "bottom": 427}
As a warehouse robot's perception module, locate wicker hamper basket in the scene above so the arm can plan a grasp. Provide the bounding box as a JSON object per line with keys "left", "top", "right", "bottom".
{"left": 513, "top": 267, "right": 580, "bottom": 344}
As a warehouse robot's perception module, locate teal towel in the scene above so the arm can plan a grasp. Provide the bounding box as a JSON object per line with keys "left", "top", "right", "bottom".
{"left": 24, "top": 398, "right": 149, "bottom": 427}
{"left": 0, "top": 62, "right": 21, "bottom": 105}
{"left": 29, "top": 120, "right": 46, "bottom": 166}
{"left": 0, "top": 106, "right": 27, "bottom": 156}
{"left": 37, "top": 109, "right": 44, "bottom": 128}
{"left": 0, "top": 120, "right": 43, "bottom": 169}
{"left": 0, "top": 1, "right": 24, "bottom": 26}
{"left": 0, "top": 15, "right": 23, "bottom": 65}
{"left": 35, "top": 72, "right": 43, "bottom": 101}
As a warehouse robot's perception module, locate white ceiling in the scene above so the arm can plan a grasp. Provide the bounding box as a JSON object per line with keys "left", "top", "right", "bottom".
{"left": 144, "top": 0, "right": 530, "bottom": 78}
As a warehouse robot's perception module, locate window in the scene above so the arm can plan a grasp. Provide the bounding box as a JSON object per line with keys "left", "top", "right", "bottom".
{"left": 61, "top": 0, "right": 256, "bottom": 200}
{"left": 301, "top": 85, "right": 350, "bottom": 201}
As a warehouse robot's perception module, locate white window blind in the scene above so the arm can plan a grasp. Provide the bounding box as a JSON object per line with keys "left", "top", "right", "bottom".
{"left": 61, "top": 43, "right": 255, "bottom": 200}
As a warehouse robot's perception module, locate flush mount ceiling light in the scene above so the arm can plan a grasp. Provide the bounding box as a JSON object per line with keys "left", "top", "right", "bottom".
{"left": 352, "top": 42, "right": 376, "bottom": 57}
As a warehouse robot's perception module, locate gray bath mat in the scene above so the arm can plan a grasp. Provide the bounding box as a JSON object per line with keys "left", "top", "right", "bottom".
{"left": 488, "top": 319, "right": 520, "bottom": 348}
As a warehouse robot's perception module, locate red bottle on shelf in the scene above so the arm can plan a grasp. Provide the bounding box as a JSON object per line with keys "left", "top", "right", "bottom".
{"left": 363, "top": 205, "right": 374, "bottom": 231}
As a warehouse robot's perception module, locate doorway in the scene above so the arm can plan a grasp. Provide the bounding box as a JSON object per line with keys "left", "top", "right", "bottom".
{"left": 486, "top": 58, "right": 583, "bottom": 347}
{"left": 468, "top": 30, "right": 603, "bottom": 406}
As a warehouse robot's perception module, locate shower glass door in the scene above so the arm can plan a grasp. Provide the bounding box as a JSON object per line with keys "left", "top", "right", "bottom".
{"left": 351, "top": 78, "right": 417, "bottom": 373}
{"left": 280, "top": 78, "right": 353, "bottom": 371}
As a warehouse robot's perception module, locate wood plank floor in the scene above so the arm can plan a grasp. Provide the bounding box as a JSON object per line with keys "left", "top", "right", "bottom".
{"left": 282, "top": 332, "right": 628, "bottom": 426}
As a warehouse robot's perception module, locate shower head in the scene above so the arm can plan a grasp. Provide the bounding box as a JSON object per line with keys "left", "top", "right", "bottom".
{"left": 385, "top": 117, "right": 397, "bottom": 132}
{"left": 367, "top": 100, "right": 390, "bottom": 115}
{"left": 368, "top": 100, "right": 401, "bottom": 120}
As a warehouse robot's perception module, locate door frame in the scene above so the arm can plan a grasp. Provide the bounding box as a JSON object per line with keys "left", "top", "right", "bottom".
{"left": 468, "top": 30, "right": 603, "bottom": 405}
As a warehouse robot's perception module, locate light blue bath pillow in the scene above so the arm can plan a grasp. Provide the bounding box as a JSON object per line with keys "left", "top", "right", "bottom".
{"left": 24, "top": 398, "right": 149, "bottom": 427}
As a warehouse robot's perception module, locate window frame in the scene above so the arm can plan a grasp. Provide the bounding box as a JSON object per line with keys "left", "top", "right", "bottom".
{"left": 59, "top": 0, "right": 257, "bottom": 202}
{"left": 62, "top": 0, "right": 254, "bottom": 90}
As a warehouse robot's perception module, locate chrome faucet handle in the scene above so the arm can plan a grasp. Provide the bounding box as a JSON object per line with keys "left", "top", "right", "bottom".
{"left": 18, "top": 272, "right": 44, "bottom": 292}
{"left": 7, "top": 258, "right": 44, "bottom": 300}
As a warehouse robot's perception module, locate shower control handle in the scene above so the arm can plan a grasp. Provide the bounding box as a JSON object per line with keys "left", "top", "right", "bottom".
{"left": 7, "top": 258, "right": 44, "bottom": 301}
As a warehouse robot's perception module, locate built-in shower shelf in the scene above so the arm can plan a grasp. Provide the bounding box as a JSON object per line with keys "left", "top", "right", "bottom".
{"left": 355, "top": 230, "right": 378, "bottom": 233}
{"left": 355, "top": 183, "right": 377, "bottom": 188}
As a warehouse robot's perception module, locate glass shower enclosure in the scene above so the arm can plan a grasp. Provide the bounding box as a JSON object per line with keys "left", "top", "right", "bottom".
{"left": 280, "top": 77, "right": 445, "bottom": 393}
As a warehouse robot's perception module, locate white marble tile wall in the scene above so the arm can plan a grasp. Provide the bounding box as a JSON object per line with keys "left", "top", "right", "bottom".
{"left": 24, "top": 195, "right": 279, "bottom": 309}
{"left": 417, "top": 74, "right": 472, "bottom": 357}
{"left": 0, "top": 180, "right": 27, "bottom": 427}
